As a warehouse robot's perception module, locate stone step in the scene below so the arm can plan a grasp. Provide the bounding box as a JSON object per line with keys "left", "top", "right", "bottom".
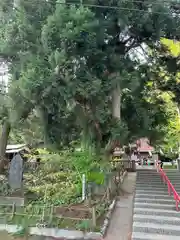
{"left": 168, "top": 181, "right": 180, "bottom": 183}
{"left": 133, "top": 214, "right": 180, "bottom": 225}
{"left": 136, "top": 178, "right": 161, "bottom": 180}
{"left": 136, "top": 180, "right": 161, "bottom": 182}
{"left": 135, "top": 189, "right": 167, "bottom": 195}
{"left": 167, "top": 183, "right": 180, "bottom": 185}
{"left": 135, "top": 183, "right": 164, "bottom": 186}
{"left": 165, "top": 177, "right": 180, "bottom": 179}
{"left": 166, "top": 177, "right": 180, "bottom": 180}
{"left": 136, "top": 182, "right": 163, "bottom": 185}
{"left": 136, "top": 175, "right": 159, "bottom": 177}
{"left": 136, "top": 179, "right": 163, "bottom": 182}
{"left": 135, "top": 187, "right": 166, "bottom": 191}
{"left": 137, "top": 176, "right": 160, "bottom": 178}
{"left": 137, "top": 171, "right": 159, "bottom": 172}
{"left": 137, "top": 170, "right": 157, "bottom": 172}
{"left": 137, "top": 173, "right": 161, "bottom": 176}
{"left": 137, "top": 177, "right": 161, "bottom": 179}
{"left": 134, "top": 202, "right": 176, "bottom": 211}
{"left": 169, "top": 186, "right": 180, "bottom": 190}
{"left": 135, "top": 193, "right": 172, "bottom": 199}
{"left": 132, "top": 231, "right": 180, "bottom": 240}
{"left": 137, "top": 175, "right": 160, "bottom": 178}
{"left": 135, "top": 184, "right": 165, "bottom": 187}
{"left": 166, "top": 175, "right": 180, "bottom": 177}
{"left": 136, "top": 181, "right": 162, "bottom": 183}
{"left": 165, "top": 170, "right": 179, "bottom": 171}
{"left": 133, "top": 222, "right": 180, "bottom": 236}
{"left": 135, "top": 186, "right": 165, "bottom": 188}
{"left": 136, "top": 183, "right": 165, "bottom": 186}
{"left": 137, "top": 173, "right": 160, "bottom": 175}
{"left": 166, "top": 179, "right": 180, "bottom": 182}
{"left": 166, "top": 174, "right": 180, "bottom": 176}
{"left": 167, "top": 181, "right": 180, "bottom": 184}
{"left": 136, "top": 176, "right": 162, "bottom": 178}
{"left": 134, "top": 197, "right": 174, "bottom": 205}
{"left": 134, "top": 207, "right": 180, "bottom": 218}
{"left": 166, "top": 183, "right": 180, "bottom": 187}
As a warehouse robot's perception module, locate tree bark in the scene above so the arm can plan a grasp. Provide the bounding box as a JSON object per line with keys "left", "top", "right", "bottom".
{"left": 112, "top": 82, "right": 121, "bottom": 120}
{"left": 0, "top": 121, "right": 11, "bottom": 171}
{"left": 105, "top": 82, "right": 121, "bottom": 158}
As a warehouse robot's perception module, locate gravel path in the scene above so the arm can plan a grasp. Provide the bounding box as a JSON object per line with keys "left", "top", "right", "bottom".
{"left": 105, "top": 172, "right": 136, "bottom": 240}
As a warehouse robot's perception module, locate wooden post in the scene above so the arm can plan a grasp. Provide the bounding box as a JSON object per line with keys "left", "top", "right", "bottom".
{"left": 118, "top": 167, "right": 120, "bottom": 185}
{"left": 107, "top": 187, "right": 110, "bottom": 202}
{"left": 49, "top": 205, "right": 54, "bottom": 224}
{"left": 92, "top": 206, "right": 96, "bottom": 228}
{"left": 87, "top": 183, "right": 92, "bottom": 206}
{"left": 11, "top": 202, "right": 15, "bottom": 219}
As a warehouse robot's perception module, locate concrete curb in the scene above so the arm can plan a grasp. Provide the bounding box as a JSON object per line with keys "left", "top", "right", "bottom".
{"left": 0, "top": 225, "right": 102, "bottom": 240}
{"left": 100, "top": 199, "right": 116, "bottom": 237}
{"left": 100, "top": 170, "right": 127, "bottom": 237}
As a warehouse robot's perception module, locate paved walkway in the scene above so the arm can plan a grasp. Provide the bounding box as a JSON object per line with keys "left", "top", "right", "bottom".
{"left": 105, "top": 172, "right": 136, "bottom": 240}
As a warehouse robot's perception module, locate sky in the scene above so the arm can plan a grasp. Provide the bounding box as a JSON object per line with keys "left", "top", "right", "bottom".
{"left": 0, "top": 62, "right": 8, "bottom": 93}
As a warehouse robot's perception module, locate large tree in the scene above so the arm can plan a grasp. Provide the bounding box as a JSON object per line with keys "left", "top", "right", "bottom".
{"left": 0, "top": 0, "right": 180, "bottom": 154}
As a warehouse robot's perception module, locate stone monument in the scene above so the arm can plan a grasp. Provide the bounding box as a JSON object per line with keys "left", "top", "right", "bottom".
{"left": 8, "top": 153, "right": 23, "bottom": 190}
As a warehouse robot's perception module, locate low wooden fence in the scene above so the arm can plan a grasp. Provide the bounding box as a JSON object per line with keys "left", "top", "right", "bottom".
{"left": 110, "top": 159, "right": 136, "bottom": 172}
{"left": 0, "top": 199, "right": 108, "bottom": 229}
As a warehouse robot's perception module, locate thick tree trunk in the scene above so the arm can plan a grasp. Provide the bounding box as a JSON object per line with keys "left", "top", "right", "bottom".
{"left": 112, "top": 82, "right": 121, "bottom": 120}
{"left": 105, "top": 82, "right": 121, "bottom": 158}
{"left": 0, "top": 121, "right": 11, "bottom": 156}
{"left": 0, "top": 121, "right": 11, "bottom": 171}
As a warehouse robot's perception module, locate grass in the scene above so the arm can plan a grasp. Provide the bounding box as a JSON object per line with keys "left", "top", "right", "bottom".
{"left": 0, "top": 204, "right": 96, "bottom": 231}
{"left": 163, "top": 165, "right": 177, "bottom": 169}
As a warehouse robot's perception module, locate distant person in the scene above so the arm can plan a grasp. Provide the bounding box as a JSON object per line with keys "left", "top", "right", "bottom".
{"left": 160, "top": 160, "right": 163, "bottom": 169}
{"left": 131, "top": 152, "right": 138, "bottom": 162}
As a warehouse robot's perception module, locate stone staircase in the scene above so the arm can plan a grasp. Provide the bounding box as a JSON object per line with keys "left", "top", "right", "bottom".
{"left": 132, "top": 169, "right": 180, "bottom": 240}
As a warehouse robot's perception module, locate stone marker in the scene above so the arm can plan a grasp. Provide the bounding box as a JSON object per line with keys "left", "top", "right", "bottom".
{"left": 8, "top": 153, "right": 23, "bottom": 189}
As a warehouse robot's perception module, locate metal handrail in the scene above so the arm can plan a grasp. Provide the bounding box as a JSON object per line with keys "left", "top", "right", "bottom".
{"left": 156, "top": 162, "right": 180, "bottom": 211}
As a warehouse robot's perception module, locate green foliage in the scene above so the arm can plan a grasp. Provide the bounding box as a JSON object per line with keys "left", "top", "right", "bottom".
{"left": 87, "top": 172, "right": 105, "bottom": 185}
{"left": 23, "top": 149, "right": 107, "bottom": 205}
{"left": 76, "top": 219, "right": 91, "bottom": 231}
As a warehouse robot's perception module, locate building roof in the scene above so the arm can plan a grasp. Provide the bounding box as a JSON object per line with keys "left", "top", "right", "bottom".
{"left": 6, "top": 144, "right": 28, "bottom": 153}
{"left": 136, "top": 138, "right": 154, "bottom": 152}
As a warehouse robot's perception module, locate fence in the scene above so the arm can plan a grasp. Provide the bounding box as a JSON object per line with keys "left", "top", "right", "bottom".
{"left": 156, "top": 162, "right": 180, "bottom": 211}
{"left": 110, "top": 159, "right": 136, "bottom": 172}
{"left": 0, "top": 199, "right": 108, "bottom": 229}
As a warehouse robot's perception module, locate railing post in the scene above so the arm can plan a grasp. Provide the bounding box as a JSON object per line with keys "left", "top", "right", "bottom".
{"left": 176, "top": 200, "right": 179, "bottom": 211}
